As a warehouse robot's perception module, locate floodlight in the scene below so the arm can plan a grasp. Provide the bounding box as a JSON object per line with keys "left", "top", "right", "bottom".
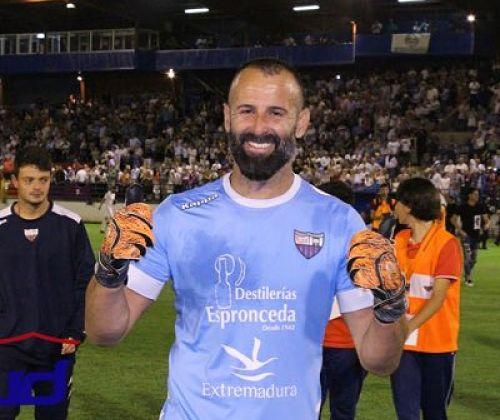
{"left": 467, "top": 14, "right": 476, "bottom": 23}
{"left": 293, "top": 5, "right": 320, "bottom": 11}
{"left": 185, "top": 8, "right": 209, "bottom": 14}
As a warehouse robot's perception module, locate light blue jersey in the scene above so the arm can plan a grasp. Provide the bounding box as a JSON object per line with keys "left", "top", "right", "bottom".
{"left": 128, "top": 173, "right": 373, "bottom": 420}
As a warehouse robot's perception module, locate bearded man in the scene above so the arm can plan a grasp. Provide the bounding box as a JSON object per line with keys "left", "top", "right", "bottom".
{"left": 85, "top": 59, "right": 407, "bottom": 420}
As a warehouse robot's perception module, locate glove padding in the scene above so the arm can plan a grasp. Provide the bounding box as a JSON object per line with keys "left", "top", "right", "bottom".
{"left": 95, "top": 203, "right": 154, "bottom": 288}
{"left": 347, "top": 230, "right": 406, "bottom": 324}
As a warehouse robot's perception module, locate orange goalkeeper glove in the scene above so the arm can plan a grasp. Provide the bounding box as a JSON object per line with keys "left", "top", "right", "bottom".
{"left": 95, "top": 203, "right": 154, "bottom": 288}
{"left": 347, "top": 230, "right": 406, "bottom": 324}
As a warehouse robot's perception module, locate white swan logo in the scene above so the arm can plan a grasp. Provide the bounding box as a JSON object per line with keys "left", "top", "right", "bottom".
{"left": 222, "top": 338, "right": 277, "bottom": 382}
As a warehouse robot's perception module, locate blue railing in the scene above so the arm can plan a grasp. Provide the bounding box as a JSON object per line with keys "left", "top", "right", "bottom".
{"left": 0, "top": 33, "right": 476, "bottom": 75}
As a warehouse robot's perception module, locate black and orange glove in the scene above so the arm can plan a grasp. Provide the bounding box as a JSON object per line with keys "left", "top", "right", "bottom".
{"left": 95, "top": 203, "right": 154, "bottom": 288}
{"left": 347, "top": 230, "right": 406, "bottom": 324}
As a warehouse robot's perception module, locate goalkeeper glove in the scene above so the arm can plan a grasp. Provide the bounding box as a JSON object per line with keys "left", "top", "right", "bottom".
{"left": 347, "top": 230, "right": 406, "bottom": 324}
{"left": 95, "top": 203, "right": 154, "bottom": 288}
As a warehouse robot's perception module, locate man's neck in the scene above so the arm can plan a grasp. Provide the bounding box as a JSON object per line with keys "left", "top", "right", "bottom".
{"left": 229, "top": 165, "right": 295, "bottom": 199}
{"left": 15, "top": 200, "right": 50, "bottom": 220}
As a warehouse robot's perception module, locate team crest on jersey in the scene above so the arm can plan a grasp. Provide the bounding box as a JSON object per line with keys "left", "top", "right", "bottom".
{"left": 24, "top": 228, "right": 39, "bottom": 242}
{"left": 294, "top": 230, "right": 325, "bottom": 259}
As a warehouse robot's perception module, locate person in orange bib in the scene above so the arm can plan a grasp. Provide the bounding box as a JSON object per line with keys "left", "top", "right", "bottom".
{"left": 318, "top": 181, "right": 367, "bottom": 420}
{"left": 391, "top": 178, "right": 462, "bottom": 420}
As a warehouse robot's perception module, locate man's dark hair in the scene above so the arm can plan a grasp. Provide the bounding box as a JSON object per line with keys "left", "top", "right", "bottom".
{"left": 396, "top": 178, "right": 441, "bottom": 221}
{"left": 231, "top": 58, "right": 305, "bottom": 109}
{"left": 125, "top": 183, "right": 144, "bottom": 205}
{"left": 318, "top": 181, "right": 354, "bottom": 205}
{"left": 14, "top": 146, "right": 52, "bottom": 176}
{"left": 467, "top": 187, "right": 478, "bottom": 197}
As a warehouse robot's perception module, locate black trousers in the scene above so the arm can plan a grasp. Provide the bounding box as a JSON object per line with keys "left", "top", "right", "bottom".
{"left": 463, "top": 237, "right": 479, "bottom": 279}
{"left": 0, "top": 354, "right": 75, "bottom": 420}
{"left": 390, "top": 351, "right": 455, "bottom": 420}
{"left": 319, "top": 347, "right": 367, "bottom": 420}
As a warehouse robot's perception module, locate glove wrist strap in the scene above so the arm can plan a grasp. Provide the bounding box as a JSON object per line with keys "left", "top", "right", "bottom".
{"left": 373, "top": 289, "right": 406, "bottom": 324}
{"left": 95, "top": 253, "right": 130, "bottom": 289}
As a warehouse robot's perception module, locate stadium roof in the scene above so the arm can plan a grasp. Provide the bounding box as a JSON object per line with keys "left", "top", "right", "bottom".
{"left": 0, "top": 0, "right": 497, "bottom": 34}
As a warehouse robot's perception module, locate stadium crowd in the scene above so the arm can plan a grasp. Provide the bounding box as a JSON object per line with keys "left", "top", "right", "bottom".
{"left": 0, "top": 64, "right": 498, "bottom": 211}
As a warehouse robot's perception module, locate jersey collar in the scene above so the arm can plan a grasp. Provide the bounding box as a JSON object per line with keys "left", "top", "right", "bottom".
{"left": 222, "top": 173, "right": 301, "bottom": 208}
{"left": 11, "top": 200, "right": 53, "bottom": 222}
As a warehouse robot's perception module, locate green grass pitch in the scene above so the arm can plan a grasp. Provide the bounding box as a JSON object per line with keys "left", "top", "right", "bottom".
{"left": 18, "top": 224, "right": 500, "bottom": 419}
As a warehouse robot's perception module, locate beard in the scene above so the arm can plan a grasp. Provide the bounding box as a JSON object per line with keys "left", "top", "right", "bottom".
{"left": 228, "top": 130, "right": 296, "bottom": 181}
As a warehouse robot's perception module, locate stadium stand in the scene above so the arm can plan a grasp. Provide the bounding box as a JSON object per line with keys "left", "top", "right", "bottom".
{"left": 0, "top": 1, "right": 498, "bottom": 419}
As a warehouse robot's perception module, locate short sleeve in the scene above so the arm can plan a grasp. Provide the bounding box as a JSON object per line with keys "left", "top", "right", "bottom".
{"left": 335, "top": 206, "right": 374, "bottom": 313}
{"left": 127, "top": 208, "right": 171, "bottom": 300}
{"left": 434, "top": 237, "right": 462, "bottom": 282}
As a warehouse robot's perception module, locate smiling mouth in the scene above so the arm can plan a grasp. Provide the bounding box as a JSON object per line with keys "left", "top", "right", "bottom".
{"left": 244, "top": 141, "right": 275, "bottom": 154}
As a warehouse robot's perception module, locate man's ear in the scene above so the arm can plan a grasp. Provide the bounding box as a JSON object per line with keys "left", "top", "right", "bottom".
{"left": 223, "top": 103, "right": 231, "bottom": 133}
{"left": 295, "top": 107, "right": 311, "bottom": 139}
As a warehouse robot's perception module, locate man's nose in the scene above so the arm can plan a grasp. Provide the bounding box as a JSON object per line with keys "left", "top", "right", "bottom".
{"left": 251, "top": 113, "right": 271, "bottom": 137}
{"left": 33, "top": 181, "right": 45, "bottom": 190}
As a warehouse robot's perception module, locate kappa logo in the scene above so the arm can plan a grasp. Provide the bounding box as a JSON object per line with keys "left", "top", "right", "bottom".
{"left": 222, "top": 337, "right": 277, "bottom": 382}
{"left": 180, "top": 194, "right": 219, "bottom": 211}
{"left": 24, "top": 229, "right": 39, "bottom": 242}
{"left": 294, "top": 230, "right": 325, "bottom": 259}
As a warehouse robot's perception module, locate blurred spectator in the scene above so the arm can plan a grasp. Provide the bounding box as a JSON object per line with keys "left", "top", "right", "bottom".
{"left": 371, "top": 21, "right": 383, "bottom": 34}
{"left": 413, "top": 21, "right": 430, "bottom": 33}
{"left": 0, "top": 171, "right": 6, "bottom": 204}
